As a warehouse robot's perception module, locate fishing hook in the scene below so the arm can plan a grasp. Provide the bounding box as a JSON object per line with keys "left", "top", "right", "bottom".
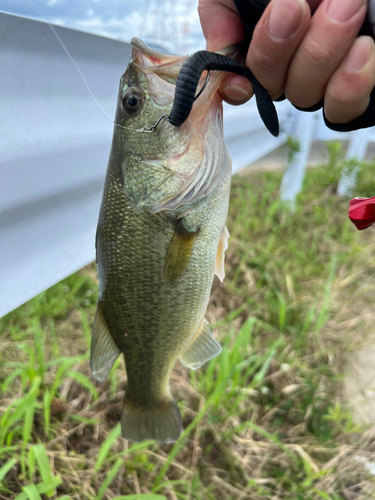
{"left": 193, "top": 70, "right": 211, "bottom": 102}
{"left": 135, "top": 114, "right": 170, "bottom": 133}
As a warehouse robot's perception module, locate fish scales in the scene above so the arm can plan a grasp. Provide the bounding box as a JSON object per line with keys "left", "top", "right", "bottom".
{"left": 91, "top": 38, "right": 231, "bottom": 443}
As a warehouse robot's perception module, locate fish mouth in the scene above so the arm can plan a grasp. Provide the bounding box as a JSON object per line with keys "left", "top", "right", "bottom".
{"left": 131, "top": 37, "right": 188, "bottom": 83}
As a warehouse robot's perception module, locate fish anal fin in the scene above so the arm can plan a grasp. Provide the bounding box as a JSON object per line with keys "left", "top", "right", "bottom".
{"left": 121, "top": 397, "right": 182, "bottom": 443}
{"left": 90, "top": 302, "right": 121, "bottom": 383}
{"left": 164, "top": 222, "right": 197, "bottom": 282}
{"left": 215, "top": 225, "right": 230, "bottom": 282}
{"left": 180, "top": 319, "right": 221, "bottom": 370}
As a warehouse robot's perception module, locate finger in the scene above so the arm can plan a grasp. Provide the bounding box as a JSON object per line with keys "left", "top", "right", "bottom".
{"left": 219, "top": 73, "right": 254, "bottom": 104}
{"left": 285, "top": 0, "right": 367, "bottom": 108}
{"left": 199, "top": 0, "right": 253, "bottom": 104}
{"left": 198, "top": 0, "right": 244, "bottom": 51}
{"left": 247, "top": 0, "right": 311, "bottom": 99}
{"left": 324, "top": 36, "right": 375, "bottom": 123}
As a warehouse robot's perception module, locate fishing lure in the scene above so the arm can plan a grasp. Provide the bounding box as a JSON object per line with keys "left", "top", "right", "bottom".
{"left": 141, "top": 0, "right": 280, "bottom": 137}
{"left": 168, "top": 50, "right": 279, "bottom": 136}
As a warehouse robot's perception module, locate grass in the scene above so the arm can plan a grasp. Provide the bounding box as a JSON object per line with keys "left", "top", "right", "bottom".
{"left": 1, "top": 143, "right": 375, "bottom": 499}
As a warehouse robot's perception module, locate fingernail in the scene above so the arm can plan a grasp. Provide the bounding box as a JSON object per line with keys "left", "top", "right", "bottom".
{"left": 269, "top": 0, "right": 306, "bottom": 42}
{"left": 327, "top": 0, "right": 366, "bottom": 23}
{"left": 346, "top": 36, "right": 374, "bottom": 72}
{"left": 222, "top": 85, "right": 249, "bottom": 101}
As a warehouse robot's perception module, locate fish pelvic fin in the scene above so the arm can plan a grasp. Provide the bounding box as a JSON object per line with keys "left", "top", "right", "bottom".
{"left": 180, "top": 319, "right": 222, "bottom": 370}
{"left": 90, "top": 302, "right": 121, "bottom": 383}
{"left": 121, "top": 397, "right": 183, "bottom": 443}
{"left": 164, "top": 221, "right": 198, "bottom": 282}
{"left": 215, "top": 225, "right": 230, "bottom": 282}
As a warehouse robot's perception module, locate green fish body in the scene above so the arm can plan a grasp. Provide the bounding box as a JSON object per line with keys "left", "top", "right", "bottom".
{"left": 91, "top": 38, "right": 231, "bottom": 443}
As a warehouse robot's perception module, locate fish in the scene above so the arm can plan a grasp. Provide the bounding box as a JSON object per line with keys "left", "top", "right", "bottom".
{"left": 90, "top": 37, "right": 231, "bottom": 443}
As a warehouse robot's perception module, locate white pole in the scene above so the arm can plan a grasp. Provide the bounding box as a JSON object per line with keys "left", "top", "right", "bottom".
{"left": 280, "top": 112, "right": 317, "bottom": 208}
{"left": 337, "top": 128, "right": 370, "bottom": 196}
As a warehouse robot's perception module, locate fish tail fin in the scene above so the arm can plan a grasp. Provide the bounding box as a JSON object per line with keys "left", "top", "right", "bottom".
{"left": 121, "top": 397, "right": 183, "bottom": 444}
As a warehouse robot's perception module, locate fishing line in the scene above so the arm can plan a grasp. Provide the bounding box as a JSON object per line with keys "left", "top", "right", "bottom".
{"left": 25, "top": 0, "right": 179, "bottom": 135}
{"left": 26, "top": 0, "right": 114, "bottom": 124}
{"left": 114, "top": 115, "right": 170, "bottom": 133}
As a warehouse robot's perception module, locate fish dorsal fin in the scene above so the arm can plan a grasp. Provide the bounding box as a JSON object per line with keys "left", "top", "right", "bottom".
{"left": 90, "top": 302, "right": 121, "bottom": 383}
{"left": 215, "top": 225, "right": 230, "bottom": 282}
{"left": 180, "top": 319, "right": 222, "bottom": 370}
{"left": 164, "top": 222, "right": 197, "bottom": 282}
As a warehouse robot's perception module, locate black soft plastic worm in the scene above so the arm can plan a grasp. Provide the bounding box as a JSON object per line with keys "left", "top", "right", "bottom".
{"left": 168, "top": 50, "right": 279, "bottom": 137}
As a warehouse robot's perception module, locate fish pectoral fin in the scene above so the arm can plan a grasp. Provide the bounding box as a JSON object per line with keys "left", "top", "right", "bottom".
{"left": 215, "top": 225, "right": 230, "bottom": 282}
{"left": 164, "top": 221, "right": 197, "bottom": 282}
{"left": 180, "top": 319, "right": 222, "bottom": 370}
{"left": 90, "top": 302, "right": 121, "bottom": 384}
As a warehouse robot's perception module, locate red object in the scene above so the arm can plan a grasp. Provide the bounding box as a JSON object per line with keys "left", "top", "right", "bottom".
{"left": 349, "top": 196, "right": 375, "bottom": 230}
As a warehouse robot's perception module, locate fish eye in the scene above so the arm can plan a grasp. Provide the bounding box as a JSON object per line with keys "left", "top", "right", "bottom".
{"left": 122, "top": 89, "right": 144, "bottom": 115}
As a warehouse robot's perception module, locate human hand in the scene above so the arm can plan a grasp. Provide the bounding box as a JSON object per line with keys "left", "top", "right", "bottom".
{"left": 198, "top": 0, "right": 375, "bottom": 126}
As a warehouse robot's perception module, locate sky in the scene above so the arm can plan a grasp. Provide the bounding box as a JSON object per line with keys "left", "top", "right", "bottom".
{"left": 0, "top": 0, "right": 205, "bottom": 54}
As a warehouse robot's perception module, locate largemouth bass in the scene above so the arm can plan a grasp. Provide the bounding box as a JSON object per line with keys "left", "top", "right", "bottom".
{"left": 91, "top": 38, "right": 231, "bottom": 443}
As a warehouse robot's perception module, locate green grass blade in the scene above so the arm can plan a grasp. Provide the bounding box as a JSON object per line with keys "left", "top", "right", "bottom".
{"left": 27, "top": 447, "right": 35, "bottom": 482}
{"left": 79, "top": 308, "right": 92, "bottom": 347}
{"left": 13, "top": 493, "right": 28, "bottom": 500}
{"left": 67, "top": 371, "right": 99, "bottom": 400}
{"left": 277, "top": 292, "right": 287, "bottom": 330}
{"left": 0, "top": 458, "right": 16, "bottom": 482}
{"left": 95, "top": 458, "right": 123, "bottom": 500}
{"left": 18, "top": 484, "right": 42, "bottom": 500}
{"left": 2, "top": 368, "right": 24, "bottom": 392}
{"left": 152, "top": 480, "right": 187, "bottom": 493}
{"left": 94, "top": 423, "right": 121, "bottom": 472}
{"left": 33, "top": 319, "right": 46, "bottom": 377}
{"left": 252, "top": 346, "right": 278, "bottom": 385}
{"left": 110, "top": 440, "right": 154, "bottom": 461}
{"left": 7, "top": 377, "right": 41, "bottom": 428}
{"left": 33, "top": 444, "right": 54, "bottom": 496}
{"left": 69, "top": 414, "right": 100, "bottom": 425}
{"left": 22, "top": 404, "right": 37, "bottom": 476}
{"left": 32, "top": 444, "right": 61, "bottom": 497}
{"left": 36, "top": 477, "right": 62, "bottom": 495}
{"left": 311, "top": 489, "right": 331, "bottom": 500}
{"left": 23, "top": 404, "right": 36, "bottom": 446}
{"left": 43, "top": 389, "right": 52, "bottom": 436}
